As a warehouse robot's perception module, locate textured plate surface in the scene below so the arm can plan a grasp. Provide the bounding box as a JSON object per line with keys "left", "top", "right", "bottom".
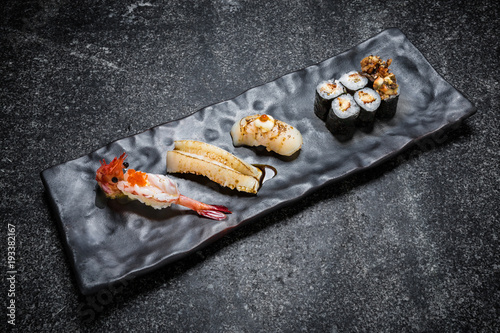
{"left": 41, "top": 28, "right": 476, "bottom": 295}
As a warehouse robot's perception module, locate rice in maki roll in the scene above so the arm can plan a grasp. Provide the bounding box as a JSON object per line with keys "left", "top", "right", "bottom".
{"left": 314, "top": 79, "right": 345, "bottom": 120}
{"left": 339, "top": 71, "right": 368, "bottom": 94}
{"left": 353, "top": 87, "right": 381, "bottom": 126}
{"left": 326, "top": 94, "right": 360, "bottom": 140}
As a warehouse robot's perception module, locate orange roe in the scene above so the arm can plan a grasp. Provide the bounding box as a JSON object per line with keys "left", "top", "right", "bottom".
{"left": 126, "top": 169, "right": 148, "bottom": 186}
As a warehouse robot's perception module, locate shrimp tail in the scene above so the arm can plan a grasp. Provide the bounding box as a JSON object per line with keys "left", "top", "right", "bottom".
{"left": 177, "top": 195, "right": 231, "bottom": 221}
{"left": 197, "top": 210, "right": 229, "bottom": 221}
{"left": 204, "top": 204, "right": 232, "bottom": 214}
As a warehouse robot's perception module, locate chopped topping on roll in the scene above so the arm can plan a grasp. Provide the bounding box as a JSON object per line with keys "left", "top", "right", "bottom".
{"left": 338, "top": 97, "right": 351, "bottom": 111}
{"left": 360, "top": 55, "right": 399, "bottom": 99}
{"left": 320, "top": 83, "right": 338, "bottom": 95}
{"left": 348, "top": 72, "right": 362, "bottom": 82}
{"left": 358, "top": 91, "right": 376, "bottom": 104}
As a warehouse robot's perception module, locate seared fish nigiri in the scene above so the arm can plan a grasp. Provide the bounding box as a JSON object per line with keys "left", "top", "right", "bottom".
{"left": 230, "top": 114, "right": 303, "bottom": 156}
{"left": 167, "top": 140, "right": 263, "bottom": 194}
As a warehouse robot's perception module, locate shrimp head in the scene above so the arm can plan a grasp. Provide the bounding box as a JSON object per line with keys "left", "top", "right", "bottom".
{"left": 95, "top": 152, "right": 128, "bottom": 198}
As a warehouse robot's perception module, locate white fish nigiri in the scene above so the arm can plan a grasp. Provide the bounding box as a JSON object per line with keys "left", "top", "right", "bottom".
{"left": 230, "top": 114, "right": 303, "bottom": 156}
{"left": 167, "top": 140, "right": 263, "bottom": 194}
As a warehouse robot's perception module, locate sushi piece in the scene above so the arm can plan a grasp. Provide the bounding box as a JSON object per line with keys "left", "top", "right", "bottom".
{"left": 230, "top": 114, "right": 303, "bottom": 156}
{"left": 314, "top": 79, "right": 346, "bottom": 120}
{"left": 360, "top": 55, "right": 400, "bottom": 118}
{"left": 326, "top": 94, "right": 360, "bottom": 140}
{"left": 339, "top": 71, "right": 368, "bottom": 94}
{"left": 96, "top": 153, "right": 231, "bottom": 220}
{"left": 167, "top": 140, "right": 263, "bottom": 194}
{"left": 373, "top": 75, "right": 400, "bottom": 119}
{"left": 353, "top": 87, "right": 381, "bottom": 126}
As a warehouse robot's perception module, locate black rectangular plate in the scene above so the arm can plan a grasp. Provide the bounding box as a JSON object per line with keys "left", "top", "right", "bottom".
{"left": 41, "top": 28, "right": 476, "bottom": 295}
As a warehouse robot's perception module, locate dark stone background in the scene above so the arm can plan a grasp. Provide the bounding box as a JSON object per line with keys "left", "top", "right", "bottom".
{"left": 1, "top": 0, "right": 498, "bottom": 332}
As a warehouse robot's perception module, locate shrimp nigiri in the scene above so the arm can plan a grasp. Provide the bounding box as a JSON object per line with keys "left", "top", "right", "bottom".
{"left": 95, "top": 153, "right": 231, "bottom": 221}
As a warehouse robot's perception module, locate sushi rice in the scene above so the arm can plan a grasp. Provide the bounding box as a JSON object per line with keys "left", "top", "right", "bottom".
{"left": 330, "top": 94, "right": 360, "bottom": 120}
{"left": 339, "top": 71, "right": 368, "bottom": 94}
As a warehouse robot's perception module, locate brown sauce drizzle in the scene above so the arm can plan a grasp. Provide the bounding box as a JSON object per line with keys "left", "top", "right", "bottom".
{"left": 253, "top": 164, "right": 278, "bottom": 186}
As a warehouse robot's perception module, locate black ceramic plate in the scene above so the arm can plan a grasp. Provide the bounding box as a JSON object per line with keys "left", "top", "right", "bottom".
{"left": 41, "top": 28, "right": 476, "bottom": 295}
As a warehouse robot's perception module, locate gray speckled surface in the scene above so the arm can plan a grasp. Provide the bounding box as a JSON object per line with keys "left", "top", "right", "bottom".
{"left": 1, "top": 0, "right": 499, "bottom": 332}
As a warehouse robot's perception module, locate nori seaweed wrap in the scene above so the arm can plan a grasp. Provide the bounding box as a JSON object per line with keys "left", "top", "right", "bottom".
{"left": 353, "top": 87, "right": 381, "bottom": 127}
{"left": 376, "top": 93, "right": 400, "bottom": 119}
{"left": 326, "top": 94, "right": 360, "bottom": 140}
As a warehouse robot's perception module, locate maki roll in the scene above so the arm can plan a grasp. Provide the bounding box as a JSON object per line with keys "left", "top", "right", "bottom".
{"left": 314, "top": 79, "right": 345, "bottom": 120}
{"left": 360, "top": 55, "right": 400, "bottom": 118}
{"left": 353, "top": 88, "right": 381, "bottom": 127}
{"left": 326, "top": 94, "right": 360, "bottom": 140}
{"left": 339, "top": 71, "right": 368, "bottom": 94}
{"left": 373, "top": 76, "right": 399, "bottom": 119}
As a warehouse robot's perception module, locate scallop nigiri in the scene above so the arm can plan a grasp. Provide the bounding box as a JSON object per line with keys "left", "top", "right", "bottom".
{"left": 230, "top": 114, "right": 303, "bottom": 156}
{"left": 96, "top": 153, "right": 231, "bottom": 220}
